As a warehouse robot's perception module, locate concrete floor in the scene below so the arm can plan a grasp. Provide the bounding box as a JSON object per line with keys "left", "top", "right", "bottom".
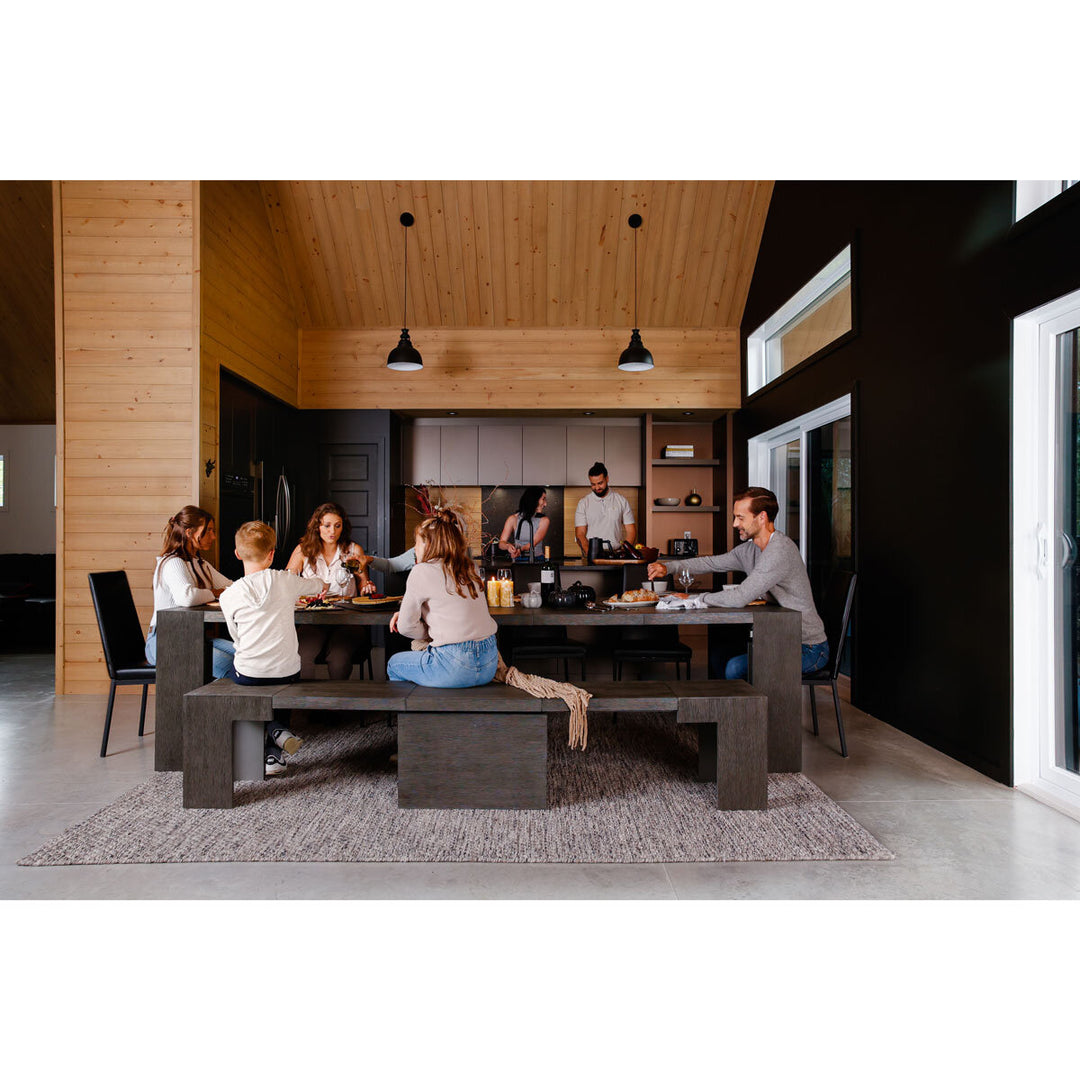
{"left": 3, "top": 648, "right": 1080, "bottom": 900}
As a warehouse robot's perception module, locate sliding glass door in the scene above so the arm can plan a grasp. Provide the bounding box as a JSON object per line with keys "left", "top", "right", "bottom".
{"left": 749, "top": 395, "right": 854, "bottom": 671}
{"left": 1014, "top": 288, "right": 1080, "bottom": 809}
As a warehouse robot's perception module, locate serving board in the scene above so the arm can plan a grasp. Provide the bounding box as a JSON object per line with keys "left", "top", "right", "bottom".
{"left": 589, "top": 558, "right": 647, "bottom": 565}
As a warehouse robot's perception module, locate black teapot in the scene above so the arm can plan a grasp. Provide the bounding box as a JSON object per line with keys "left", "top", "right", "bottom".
{"left": 566, "top": 580, "right": 596, "bottom": 606}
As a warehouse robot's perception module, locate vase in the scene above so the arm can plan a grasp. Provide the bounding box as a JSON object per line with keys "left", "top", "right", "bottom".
{"left": 685, "top": 489, "right": 702, "bottom": 507}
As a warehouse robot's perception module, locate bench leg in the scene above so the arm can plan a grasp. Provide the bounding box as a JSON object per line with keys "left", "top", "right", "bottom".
{"left": 397, "top": 713, "right": 548, "bottom": 809}
{"left": 679, "top": 694, "right": 768, "bottom": 811}
{"left": 233, "top": 719, "right": 266, "bottom": 781}
{"left": 183, "top": 695, "right": 272, "bottom": 808}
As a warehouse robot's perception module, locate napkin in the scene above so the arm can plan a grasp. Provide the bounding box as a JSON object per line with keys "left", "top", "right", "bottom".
{"left": 655, "top": 595, "right": 708, "bottom": 611}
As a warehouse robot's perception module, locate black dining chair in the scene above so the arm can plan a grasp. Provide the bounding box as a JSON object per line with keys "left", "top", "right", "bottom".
{"left": 611, "top": 563, "right": 692, "bottom": 680}
{"left": 804, "top": 570, "right": 858, "bottom": 758}
{"left": 88, "top": 571, "right": 156, "bottom": 757}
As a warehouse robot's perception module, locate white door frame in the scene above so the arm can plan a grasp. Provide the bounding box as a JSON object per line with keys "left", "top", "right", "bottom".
{"left": 1013, "top": 286, "right": 1080, "bottom": 814}
{"left": 747, "top": 394, "right": 852, "bottom": 550}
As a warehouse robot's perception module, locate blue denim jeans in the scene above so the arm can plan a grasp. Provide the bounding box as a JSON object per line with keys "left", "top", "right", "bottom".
{"left": 386, "top": 635, "right": 499, "bottom": 688}
{"left": 724, "top": 640, "right": 830, "bottom": 680}
{"left": 145, "top": 627, "right": 236, "bottom": 679}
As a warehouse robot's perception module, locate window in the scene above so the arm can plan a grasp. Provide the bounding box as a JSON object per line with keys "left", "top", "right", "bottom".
{"left": 1015, "top": 181, "right": 1080, "bottom": 222}
{"left": 747, "top": 246, "right": 852, "bottom": 395}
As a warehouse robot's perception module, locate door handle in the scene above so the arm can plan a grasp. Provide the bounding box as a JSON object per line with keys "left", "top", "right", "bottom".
{"left": 1036, "top": 521, "right": 1048, "bottom": 580}
{"left": 1062, "top": 531, "right": 1078, "bottom": 570}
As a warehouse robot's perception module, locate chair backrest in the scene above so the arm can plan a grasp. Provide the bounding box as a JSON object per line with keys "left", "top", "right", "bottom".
{"left": 87, "top": 571, "right": 148, "bottom": 677}
{"left": 820, "top": 570, "right": 857, "bottom": 680}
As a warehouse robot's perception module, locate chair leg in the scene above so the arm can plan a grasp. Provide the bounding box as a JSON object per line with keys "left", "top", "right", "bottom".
{"left": 832, "top": 680, "right": 848, "bottom": 757}
{"left": 100, "top": 681, "right": 117, "bottom": 757}
{"left": 674, "top": 662, "right": 681, "bottom": 680}
{"left": 138, "top": 684, "right": 148, "bottom": 736}
{"left": 808, "top": 685, "right": 819, "bottom": 735}
{"left": 687, "top": 658, "right": 691, "bottom": 679}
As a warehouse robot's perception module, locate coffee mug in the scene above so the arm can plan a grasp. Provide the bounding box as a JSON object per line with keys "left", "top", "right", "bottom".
{"left": 652, "top": 580, "right": 668, "bottom": 594}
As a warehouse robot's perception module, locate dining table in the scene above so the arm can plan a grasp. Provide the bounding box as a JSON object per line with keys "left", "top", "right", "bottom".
{"left": 154, "top": 599, "right": 802, "bottom": 774}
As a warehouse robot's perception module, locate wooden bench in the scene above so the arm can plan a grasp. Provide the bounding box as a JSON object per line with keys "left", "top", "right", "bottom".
{"left": 182, "top": 678, "right": 768, "bottom": 812}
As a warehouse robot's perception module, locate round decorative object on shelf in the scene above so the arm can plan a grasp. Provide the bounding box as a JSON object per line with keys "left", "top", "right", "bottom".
{"left": 654, "top": 497, "right": 680, "bottom": 506}
{"left": 685, "top": 489, "right": 703, "bottom": 506}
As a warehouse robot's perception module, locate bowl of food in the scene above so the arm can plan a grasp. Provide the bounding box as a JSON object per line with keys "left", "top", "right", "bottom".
{"left": 654, "top": 497, "right": 680, "bottom": 506}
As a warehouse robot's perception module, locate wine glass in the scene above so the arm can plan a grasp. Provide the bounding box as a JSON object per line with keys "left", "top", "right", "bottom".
{"left": 677, "top": 568, "right": 694, "bottom": 593}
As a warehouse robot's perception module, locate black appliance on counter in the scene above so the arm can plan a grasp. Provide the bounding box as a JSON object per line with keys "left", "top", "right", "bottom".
{"left": 669, "top": 538, "right": 698, "bottom": 558}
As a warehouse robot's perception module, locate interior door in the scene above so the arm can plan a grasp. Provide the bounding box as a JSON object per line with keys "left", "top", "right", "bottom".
{"left": 320, "top": 443, "right": 380, "bottom": 554}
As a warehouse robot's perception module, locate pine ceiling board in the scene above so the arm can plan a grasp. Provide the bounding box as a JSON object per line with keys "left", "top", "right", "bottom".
{"left": 670, "top": 181, "right": 714, "bottom": 327}
{"left": 532, "top": 180, "right": 551, "bottom": 327}
{"left": 484, "top": 181, "right": 508, "bottom": 327}
{"left": 726, "top": 181, "right": 774, "bottom": 327}
{"left": 692, "top": 181, "right": 743, "bottom": 329}
{"left": 450, "top": 181, "right": 478, "bottom": 324}
{"left": 260, "top": 182, "right": 310, "bottom": 326}
{"left": 711, "top": 182, "right": 757, "bottom": 327}
{"left": 502, "top": 181, "right": 522, "bottom": 327}
{"left": 649, "top": 181, "right": 691, "bottom": 329}
{"left": 321, "top": 180, "right": 368, "bottom": 326}
{"left": 285, "top": 179, "right": 334, "bottom": 327}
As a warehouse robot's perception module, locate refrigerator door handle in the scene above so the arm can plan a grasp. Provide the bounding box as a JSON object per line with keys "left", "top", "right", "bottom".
{"left": 276, "top": 471, "right": 291, "bottom": 547}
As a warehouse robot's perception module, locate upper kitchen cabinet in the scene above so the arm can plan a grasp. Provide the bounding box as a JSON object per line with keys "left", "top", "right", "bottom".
{"left": 565, "top": 426, "right": 606, "bottom": 485}
{"left": 404, "top": 424, "right": 441, "bottom": 484}
{"left": 523, "top": 425, "right": 566, "bottom": 485}
{"left": 478, "top": 426, "right": 523, "bottom": 486}
{"left": 604, "top": 425, "right": 642, "bottom": 486}
{"left": 439, "top": 425, "right": 479, "bottom": 486}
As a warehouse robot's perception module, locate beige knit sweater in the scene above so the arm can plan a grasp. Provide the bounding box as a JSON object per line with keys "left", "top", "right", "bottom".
{"left": 394, "top": 561, "right": 497, "bottom": 648}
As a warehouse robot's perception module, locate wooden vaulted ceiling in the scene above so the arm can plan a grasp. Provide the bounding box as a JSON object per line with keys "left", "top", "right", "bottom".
{"left": 259, "top": 181, "right": 774, "bottom": 332}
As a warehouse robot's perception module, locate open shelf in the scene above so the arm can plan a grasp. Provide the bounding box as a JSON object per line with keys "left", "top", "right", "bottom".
{"left": 650, "top": 458, "right": 719, "bottom": 466}
{"left": 653, "top": 505, "right": 718, "bottom": 512}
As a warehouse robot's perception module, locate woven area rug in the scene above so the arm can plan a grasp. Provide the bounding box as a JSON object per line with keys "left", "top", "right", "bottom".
{"left": 19, "top": 713, "right": 892, "bottom": 865}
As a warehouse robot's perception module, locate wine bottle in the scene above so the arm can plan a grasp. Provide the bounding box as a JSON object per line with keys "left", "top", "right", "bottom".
{"left": 540, "top": 547, "right": 558, "bottom": 605}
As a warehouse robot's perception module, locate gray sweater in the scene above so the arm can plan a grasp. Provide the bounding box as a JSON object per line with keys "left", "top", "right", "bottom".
{"left": 668, "top": 530, "right": 826, "bottom": 645}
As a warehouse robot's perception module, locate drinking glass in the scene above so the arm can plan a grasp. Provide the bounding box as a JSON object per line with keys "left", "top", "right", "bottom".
{"left": 677, "top": 568, "right": 694, "bottom": 592}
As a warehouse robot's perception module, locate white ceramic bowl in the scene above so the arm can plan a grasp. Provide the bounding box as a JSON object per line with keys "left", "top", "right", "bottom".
{"left": 652, "top": 581, "right": 668, "bottom": 594}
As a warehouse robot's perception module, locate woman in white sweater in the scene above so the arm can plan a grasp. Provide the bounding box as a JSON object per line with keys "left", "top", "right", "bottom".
{"left": 387, "top": 510, "right": 498, "bottom": 687}
{"left": 145, "top": 505, "right": 236, "bottom": 678}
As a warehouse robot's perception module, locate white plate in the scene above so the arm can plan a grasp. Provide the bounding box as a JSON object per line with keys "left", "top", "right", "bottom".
{"left": 603, "top": 599, "right": 659, "bottom": 608}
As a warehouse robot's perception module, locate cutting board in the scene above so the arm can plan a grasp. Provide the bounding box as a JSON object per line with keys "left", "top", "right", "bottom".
{"left": 590, "top": 558, "right": 646, "bottom": 565}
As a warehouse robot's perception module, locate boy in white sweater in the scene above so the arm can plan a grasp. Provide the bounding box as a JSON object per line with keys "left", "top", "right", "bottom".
{"left": 219, "top": 521, "right": 327, "bottom": 777}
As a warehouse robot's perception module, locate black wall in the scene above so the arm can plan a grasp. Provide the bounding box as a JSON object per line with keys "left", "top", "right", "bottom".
{"left": 739, "top": 181, "right": 1016, "bottom": 781}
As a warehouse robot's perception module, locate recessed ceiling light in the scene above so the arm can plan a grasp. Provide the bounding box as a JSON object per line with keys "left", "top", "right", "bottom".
{"left": 683, "top": 411, "right": 694, "bottom": 416}
{"left": 583, "top": 411, "right": 594, "bottom": 416}
{"left": 447, "top": 411, "right": 457, "bottom": 416}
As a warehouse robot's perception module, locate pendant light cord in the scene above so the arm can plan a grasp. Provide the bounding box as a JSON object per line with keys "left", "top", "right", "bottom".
{"left": 633, "top": 229, "right": 639, "bottom": 327}
{"left": 402, "top": 224, "right": 409, "bottom": 327}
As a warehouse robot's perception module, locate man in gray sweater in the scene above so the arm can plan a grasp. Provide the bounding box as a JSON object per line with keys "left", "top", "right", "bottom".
{"left": 647, "top": 486, "right": 829, "bottom": 679}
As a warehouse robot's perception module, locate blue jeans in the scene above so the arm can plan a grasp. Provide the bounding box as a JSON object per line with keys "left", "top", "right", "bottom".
{"left": 145, "top": 627, "right": 236, "bottom": 679}
{"left": 386, "top": 635, "right": 499, "bottom": 688}
{"left": 724, "top": 640, "right": 829, "bottom": 680}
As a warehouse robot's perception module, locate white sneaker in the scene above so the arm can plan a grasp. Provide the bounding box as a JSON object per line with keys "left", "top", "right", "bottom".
{"left": 271, "top": 728, "right": 303, "bottom": 756}
{"left": 265, "top": 753, "right": 287, "bottom": 778}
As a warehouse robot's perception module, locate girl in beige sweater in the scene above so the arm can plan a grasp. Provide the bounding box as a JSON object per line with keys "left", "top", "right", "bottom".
{"left": 387, "top": 510, "right": 498, "bottom": 687}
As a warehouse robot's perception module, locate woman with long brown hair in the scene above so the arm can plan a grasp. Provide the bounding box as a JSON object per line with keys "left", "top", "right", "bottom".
{"left": 386, "top": 509, "right": 498, "bottom": 687}
{"left": 146, "top": 504, "right": 236, "bottom": 678}
{"left": 286, "top": 501, "right": 375, "bottom": 679}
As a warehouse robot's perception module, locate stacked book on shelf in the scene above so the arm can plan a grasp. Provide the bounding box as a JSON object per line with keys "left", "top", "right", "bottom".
{"left": 662, "top": 444, "right": 695, "bottom": 458}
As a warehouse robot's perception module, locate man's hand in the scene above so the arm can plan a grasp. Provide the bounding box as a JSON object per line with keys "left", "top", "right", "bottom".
{"left": 647, "top": 561, "right": 667, "bottom": 580}
{"left": 389, "top": 612, "right": 400, "bottom": 634}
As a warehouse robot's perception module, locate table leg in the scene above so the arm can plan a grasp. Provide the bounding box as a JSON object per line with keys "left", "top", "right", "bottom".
{"left": 751, "top": 608, "right": 802, "bottom": 772}
{"left": 155, "top": 607, "right": 210, "bottom": 772}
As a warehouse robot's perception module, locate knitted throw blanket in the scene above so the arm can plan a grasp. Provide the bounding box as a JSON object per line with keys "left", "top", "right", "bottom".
{"left": 493, "top": 654, "right": 592, "bottom": 750}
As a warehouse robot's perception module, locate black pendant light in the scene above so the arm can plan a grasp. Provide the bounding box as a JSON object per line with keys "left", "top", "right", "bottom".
{"left": 386, "top": 211, "right": 423, "bottom": 371}
{"left": 618, "top": 213, "right": 654, "bottom": 372}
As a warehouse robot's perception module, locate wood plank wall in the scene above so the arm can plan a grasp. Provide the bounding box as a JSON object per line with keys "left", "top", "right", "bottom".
{"left": 299, "top": 327, "right": 740, "bottom": 411}
{"left": 56, "top": 181, "right": 200, "bottom": 694}
{"left": 199, "top": 181, "right": 299, "bottom": 524}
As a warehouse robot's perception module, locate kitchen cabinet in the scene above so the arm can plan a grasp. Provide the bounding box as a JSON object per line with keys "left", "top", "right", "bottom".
{"left": 404, "top": 424, "right": 441, "bottom": 484}
{"left": 604, "top": 425, "right": 642, "bottom": 486}
{"left": 565, "top": 426, "right": 605, "bottom": 485}
{"left": 440, "top": 425, "right": 479, "bottom": 485}
{"left": 523, "top": 425, "right": 566, "bottom": 484}
{"left": 478, "top": 425, "right": 523, "bottom": 485}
